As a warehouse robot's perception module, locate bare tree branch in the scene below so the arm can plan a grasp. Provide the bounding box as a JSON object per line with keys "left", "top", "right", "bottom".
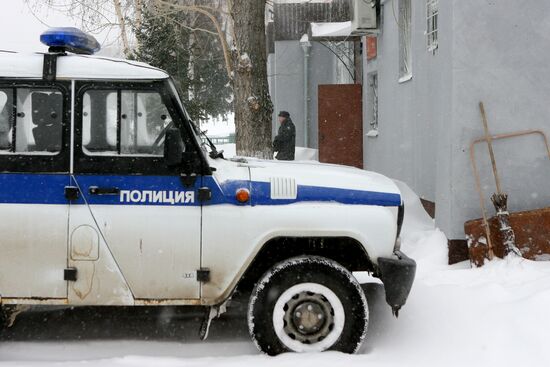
{"left": 153, "top": 0, "right": 233, "bottom": 79}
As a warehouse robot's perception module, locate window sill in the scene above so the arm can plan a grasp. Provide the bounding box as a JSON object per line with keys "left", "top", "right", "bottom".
{"left": 398, "top": 74, "right": 413, "bottom": 84}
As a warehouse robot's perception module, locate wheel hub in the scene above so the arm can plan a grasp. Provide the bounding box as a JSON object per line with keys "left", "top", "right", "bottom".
{"left": 283, "top": 291, "right": 335, "bottom": 344}
{"left": 292, "top": 301, "right": 325, "bottom": 334}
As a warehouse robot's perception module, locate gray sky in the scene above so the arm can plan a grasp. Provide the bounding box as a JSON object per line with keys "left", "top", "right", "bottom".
{"left": 0, "top": 1, "right": 115, "bottom": 53}
{"left": 0, "top": 1, "right": 76, "bottom": 52}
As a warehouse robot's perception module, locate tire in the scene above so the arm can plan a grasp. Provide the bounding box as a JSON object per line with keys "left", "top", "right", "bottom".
{"left": 248, "top": 256, "right": 368, "bottom": 355}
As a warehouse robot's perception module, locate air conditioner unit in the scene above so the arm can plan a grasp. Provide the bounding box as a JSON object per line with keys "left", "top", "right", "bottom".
{"left": 350, "top": 0, "right": 378, "bottom": 35}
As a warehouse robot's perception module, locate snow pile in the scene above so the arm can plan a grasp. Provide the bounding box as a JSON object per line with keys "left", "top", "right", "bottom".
{"left": 217, "top": 143, "right": 318, "bottom": 161}
{"left": 200, "top": 115, "right": 235, "bottom": 138}
{"left": 363, "top": 181, "right": 550, "bottom": 367}
{"left": 217, "top": 143, "right": 237, "bottom": 157}
{"left": 294, "top": 147, "right": 318, "bottom": 161}
{"left": 2, "top": 184, "right": 550, "bottom": 366}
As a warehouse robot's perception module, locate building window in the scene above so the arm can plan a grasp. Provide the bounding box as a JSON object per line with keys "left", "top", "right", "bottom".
{"left": 426, "top": 0, "right": 438, "bottom": 52}
{"left": 366, "top": 73, "right": 379, "bottom": 137}
{"left": 398, "top": 0, "right": 412, "bottom": 82}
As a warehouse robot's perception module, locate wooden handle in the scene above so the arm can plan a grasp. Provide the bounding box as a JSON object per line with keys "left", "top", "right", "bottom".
{"left": 479, "top": 102, "right": 503, "bottom": 195}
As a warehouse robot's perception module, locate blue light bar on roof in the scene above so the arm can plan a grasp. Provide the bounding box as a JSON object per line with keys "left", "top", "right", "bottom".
{"left": 40, "top": 27, "right": 101, "bottom": 55}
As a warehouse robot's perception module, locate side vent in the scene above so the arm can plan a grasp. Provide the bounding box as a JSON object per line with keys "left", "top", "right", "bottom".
{"left": 270, "top": 177, "right": 298, "bottom": 200}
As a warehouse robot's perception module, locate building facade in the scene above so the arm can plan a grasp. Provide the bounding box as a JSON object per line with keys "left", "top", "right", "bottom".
{"left": 268, "top": 0, "right": 357, "bottom": 149}
{"left": 364, "top": 0, "right": 550, "bottom": 249}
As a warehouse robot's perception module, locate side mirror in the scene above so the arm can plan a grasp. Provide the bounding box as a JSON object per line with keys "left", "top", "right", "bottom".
{"left": 164, "top": 128, "right": 184, "bottom": 167}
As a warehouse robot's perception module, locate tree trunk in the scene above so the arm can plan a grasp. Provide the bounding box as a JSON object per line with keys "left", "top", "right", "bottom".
{"left": 230, "top": 0, "right": 273, "bottom": 159}
{"left": 134, "top": 0, "right": 144, "bottom": 52}
{"left": 134, "top": 0, "right": 143, "bottom": 28}
{"left": 113, "top": 0, "right": 131, "bottom": 57}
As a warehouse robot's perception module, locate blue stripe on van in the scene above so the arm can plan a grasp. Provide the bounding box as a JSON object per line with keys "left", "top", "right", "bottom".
{"left": 0, "top": 173, "right": 69, "bottom": 204}
{"left": 0, "top": 174, "right": 401, "bottom": 207}
{"left": 249, "top": 181, "right": 401, "bottom": 207}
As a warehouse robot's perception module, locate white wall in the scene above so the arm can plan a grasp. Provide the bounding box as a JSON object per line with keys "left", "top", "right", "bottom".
{"left": 363, "top": 0, "right": 453, "bottom": 229}
{"left": 449, "top": 0, "right": 550, "bottom": 239}
{"left": 365, "top": 0, "right": 550, "bottom": 240}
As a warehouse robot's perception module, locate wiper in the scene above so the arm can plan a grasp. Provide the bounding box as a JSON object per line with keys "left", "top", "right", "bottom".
{"left": 203, "top": 131, "right": 224, "bottom": 159}
{"left": 191, "top": 121, "right": 224, "bottom": 159}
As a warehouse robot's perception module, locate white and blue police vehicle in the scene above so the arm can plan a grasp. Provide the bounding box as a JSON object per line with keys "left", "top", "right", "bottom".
{"left": 0, "top": 28, "right": 415, "bottom": 354}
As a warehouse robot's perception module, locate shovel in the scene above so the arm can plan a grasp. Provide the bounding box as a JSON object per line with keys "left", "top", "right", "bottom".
{"left": 479, "top": 102, "right": 521, "bottom": 257}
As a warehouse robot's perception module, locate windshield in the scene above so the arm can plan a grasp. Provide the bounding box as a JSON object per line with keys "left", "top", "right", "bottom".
{"left": 167, "top": 78, "right": 217, "bottom": 154}
{"left": 168, "top": 78, "right": 224, "bottom": 158}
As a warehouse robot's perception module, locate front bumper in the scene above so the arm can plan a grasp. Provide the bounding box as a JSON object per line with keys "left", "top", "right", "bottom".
{"left": 377, "top": 250, "right": 416, "bottom": 316}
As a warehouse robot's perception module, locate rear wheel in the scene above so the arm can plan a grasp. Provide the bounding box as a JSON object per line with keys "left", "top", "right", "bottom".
{"left": 247, "top": 256, "right": 368, "bottom": 355}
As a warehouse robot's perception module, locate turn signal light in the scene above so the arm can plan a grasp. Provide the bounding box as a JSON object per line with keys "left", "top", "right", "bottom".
{"left": 236, "top": 188, "right": 250, "bottom": 203}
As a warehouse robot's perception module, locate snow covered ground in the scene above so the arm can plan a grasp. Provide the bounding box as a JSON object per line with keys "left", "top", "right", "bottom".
{"left": 1, "top": 178, "right": 550, "bottom": 366}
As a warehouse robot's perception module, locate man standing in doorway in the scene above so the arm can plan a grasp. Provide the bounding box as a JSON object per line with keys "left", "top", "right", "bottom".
{"left": 273, "top": 111, "right": 296, "bottom": 160}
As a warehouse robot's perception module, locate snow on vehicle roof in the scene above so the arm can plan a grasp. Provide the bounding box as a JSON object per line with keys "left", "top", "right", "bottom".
{"left": 0, "top": 51, "right": 169, "bottom": 80}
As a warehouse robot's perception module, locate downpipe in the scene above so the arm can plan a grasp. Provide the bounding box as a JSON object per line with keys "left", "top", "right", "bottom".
{"left": 301, "top": 35, "right": 312, "bottom": 148}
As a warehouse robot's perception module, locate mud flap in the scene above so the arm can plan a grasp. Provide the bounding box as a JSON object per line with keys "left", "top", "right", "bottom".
{"left": 378, "top": 251, "right": 416, "bottom": 316}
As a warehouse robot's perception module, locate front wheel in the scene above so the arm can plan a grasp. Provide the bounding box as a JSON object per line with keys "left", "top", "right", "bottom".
{"left": 247, "top": 256, "right": 368, "bottom": 355}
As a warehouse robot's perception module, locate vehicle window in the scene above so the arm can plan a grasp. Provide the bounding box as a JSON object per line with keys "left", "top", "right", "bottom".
{"left": 0, "top": 88, "right": 63, "bottom": 154}
{"left": 0, "top": 89, "right": 12, "bottom": 151}
{"left": 83, "top": 90, "right": 172, "bottom": 157}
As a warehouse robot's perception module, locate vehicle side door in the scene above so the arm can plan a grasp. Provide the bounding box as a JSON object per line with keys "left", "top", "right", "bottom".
{"left": 70, "top": 80, "right": 203, "bottom": 302}
{"left": 0, "top": 81, "right": 70, "bottom": 300}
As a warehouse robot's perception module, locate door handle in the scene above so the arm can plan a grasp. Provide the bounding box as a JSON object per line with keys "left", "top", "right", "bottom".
{"left": 89, "top": 186, "right": 120, "bottom": 195}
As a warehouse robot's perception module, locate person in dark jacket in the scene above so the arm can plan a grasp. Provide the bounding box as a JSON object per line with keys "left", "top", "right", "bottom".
{"left": 273, "top": 111, "right": 296, "bottom": 160}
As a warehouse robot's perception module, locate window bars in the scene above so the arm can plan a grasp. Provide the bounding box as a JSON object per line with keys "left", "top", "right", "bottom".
{"left": 368, "top": 73, "right": 378, "bottom": 132}
{"left": 398, "top": 0, "right": 412, "bottom": 82}
{"left": 426, "top": 0, "right": 439, "bottom": 52}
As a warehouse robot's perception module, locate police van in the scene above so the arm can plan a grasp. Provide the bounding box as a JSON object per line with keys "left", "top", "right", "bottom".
{"left": 0, "top": 28, "right": 415, "bottom": 354}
